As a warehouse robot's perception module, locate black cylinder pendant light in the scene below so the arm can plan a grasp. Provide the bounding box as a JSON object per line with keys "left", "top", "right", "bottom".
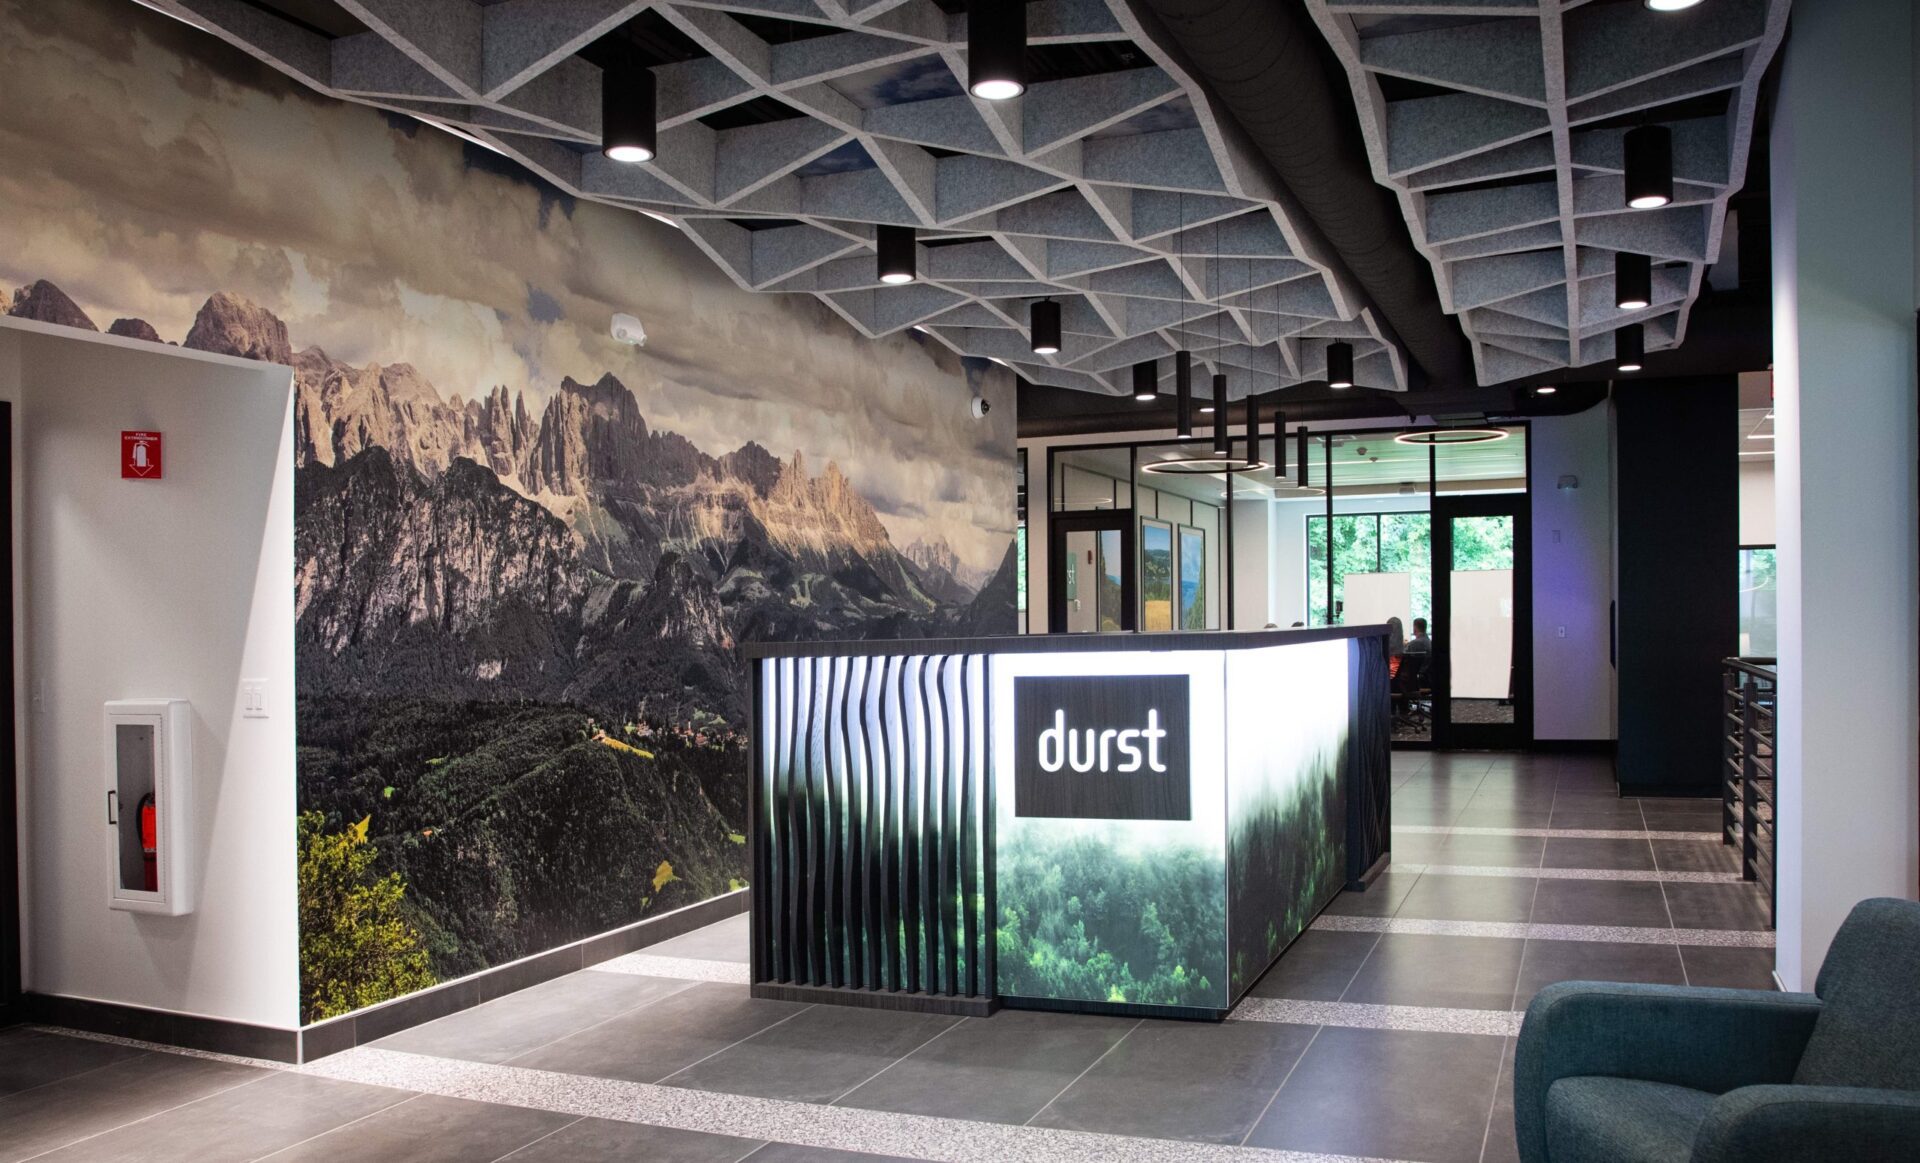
{"left": 1175, "top": 354, "right": 1194, "bottom": 437}
{"left": 1327, "top": 341, "right": 1354, "bottom": 389}
{"left": 1273, "top": 409, "right": 1288, "bottom": 477}
{"left": 1615, "top": 252, "right": 1652, "bottom": 310}
{"left": 1615, "top": 322, "right": 1645, "bottom": 372}
{"left": 602, "top": 68, "right": 657, "bottom": 163}
{"left": 877, "top": 224, "right": 916, "bottom": 284}
{"left": 1212, "top": 374, "right": 1231, "bottom": 455}
{"left": 1243, "top": 396, "right": 1260, "bottom": 466}
{"left": 1296, "top": 426, "right": 1309, "bottom": 488}
{"left": 1029, "top": 299, "right": 1060, "bottom": 355}
{"left": 1623, "top": 125, "right": 1672, "bottom": 209}
{"left": 1133, "top": 359, "right": 1159, "bottom": 402}
{"left": 966, "top": 0, "right": 1025, "bottom": 101}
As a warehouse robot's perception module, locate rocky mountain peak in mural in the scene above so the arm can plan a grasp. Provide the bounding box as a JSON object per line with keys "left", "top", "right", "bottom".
{"left": 8, "top": 279, "right": 97, "bottom": 330}
{"left": 186, "top": 290, "right": 292, "bottom": 364}
{"left": 108, "top": 317, "right": 162, "bottom": 342}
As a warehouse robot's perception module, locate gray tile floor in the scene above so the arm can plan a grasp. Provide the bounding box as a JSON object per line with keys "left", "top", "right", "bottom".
{"left": 0, "top": 752, "right": 1775, "bottom": 1163}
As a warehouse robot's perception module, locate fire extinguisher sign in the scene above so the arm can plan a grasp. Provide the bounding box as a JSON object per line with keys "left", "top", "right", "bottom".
{"left": 121, "top": 430, "right": 162, "bottom": 480}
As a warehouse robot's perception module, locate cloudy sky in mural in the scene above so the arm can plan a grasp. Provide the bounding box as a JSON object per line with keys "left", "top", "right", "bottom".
{"left": 0, "top": 2, "right": 1015, "bottom": 572}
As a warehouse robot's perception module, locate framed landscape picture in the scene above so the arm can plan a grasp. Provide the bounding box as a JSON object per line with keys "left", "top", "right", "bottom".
{"left": 1179, "top": 524, "right": 1207, "bottom": 630}
{"left": 1141, "top": 517, "right": 1174, "bottom": 631}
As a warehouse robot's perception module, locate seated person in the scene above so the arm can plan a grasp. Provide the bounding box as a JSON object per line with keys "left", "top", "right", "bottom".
{"left": 1404, "top": 617, "right": 1431, "bottom": 654}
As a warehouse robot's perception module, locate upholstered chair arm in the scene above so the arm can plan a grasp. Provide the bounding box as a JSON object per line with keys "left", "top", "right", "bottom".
{"left": 1691, "top": 1084, "right": 1920, "bottom": 1162}
{"left": 1515, "top": 982, "right": 1823, "bottom": 1163}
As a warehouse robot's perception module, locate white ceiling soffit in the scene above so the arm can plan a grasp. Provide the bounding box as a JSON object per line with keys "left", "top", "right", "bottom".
{"left": 139, "top": 0, "right": 1410, "bottom": 397}
{"left": 1303, "top": 0, "right": 1787, "bottom": 386}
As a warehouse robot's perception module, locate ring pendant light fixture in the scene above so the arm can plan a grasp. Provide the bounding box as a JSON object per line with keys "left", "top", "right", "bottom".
{"left": 876, "top": 224, "right": 916, "bottom": 284}
{"left": 1615, "top": 322, "right": 1646, "bottom": 372}
{"left": 1029, "top": 299, "right": 1060, "bottom": 355}
{"left": 1327, "top": 341, "right": 1355, "bottom": 389}
{"left": 1623, "top": 125, "right": 1673, "bottom": 209}
{"left": 966, "top": 1, "right": 1026, "bottom": 101}
{"left": 1393, "top": 428, "right": 1512, "bottom": 446}
{"left": 1615, "top": 253, "right": 1653, "bottom": 310}
{"left": 601, "top": 69, "right": 657, "bottom": 163}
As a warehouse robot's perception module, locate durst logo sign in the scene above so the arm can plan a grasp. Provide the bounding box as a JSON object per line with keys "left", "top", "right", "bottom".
{"left": 1013, "top": 674, "right": 1191, "bottom": 820}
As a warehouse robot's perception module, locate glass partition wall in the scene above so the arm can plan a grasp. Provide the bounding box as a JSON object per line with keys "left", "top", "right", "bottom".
{"left": 1043, "top": 425, "right": 1529, "bottom": 746}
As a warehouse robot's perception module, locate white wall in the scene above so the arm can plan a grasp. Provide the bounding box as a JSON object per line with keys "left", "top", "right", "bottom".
{"left": 1739, "top": 459, "right": 1776, "bottom": 545}
{"left": 1530, "top": 407, "right": 1616, "bottom": 741}
{"left": 1, "top": 320, "right": 299, "bottom": 1028}
{"left": 1231, "top": 499, "right": 1273, "bottom": 627}
{"left": 1770, "top": 0, "right": 1920, "bottom": 991}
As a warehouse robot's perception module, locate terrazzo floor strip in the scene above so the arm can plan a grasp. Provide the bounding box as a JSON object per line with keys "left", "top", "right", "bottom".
{"left": 1393, "top": 825, "right": 1721, "bottom": 842}
{"left": 1312, "top": 915, "right": 1775, "bottom": 948}
{"left": 301, "top": 1047, "right": 1415, "bottom": 1163}
{"left": 1228, "top": 998, "right": 1522, "bottom": 1038}
{"left": 1399, "top": 864, "right": 1745, "bottom": 884}
{"left": 592, "top": 953, "right": 754, "bottom": 984}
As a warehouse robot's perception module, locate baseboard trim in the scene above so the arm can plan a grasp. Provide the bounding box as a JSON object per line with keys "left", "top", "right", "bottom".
{"left": 297, "top": 888, "right": 751, "bottom": 1062}
{"left": 22, "top": 891, "right": 752, "bottom": 1065}
{"left": 23, "top": 994, "right": 300, "bottom": 1063}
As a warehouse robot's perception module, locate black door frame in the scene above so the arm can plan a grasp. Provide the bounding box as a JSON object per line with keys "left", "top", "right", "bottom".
{"left": 1047, "top": 509, "right": 1138, "bottom": 634}
{"left": 1432, "top": 490, "right": 1534, "bottom": 750}
{"left": 0, "top": 402, "right": 17, "bottom": 1020}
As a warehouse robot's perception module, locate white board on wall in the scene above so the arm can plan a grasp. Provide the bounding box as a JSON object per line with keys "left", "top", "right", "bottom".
{"left": 1342, "top": 572, "right": 1413, "bottom": 630}
{"left": 1451, "top": 569, "right": 1514, "bottom": 700}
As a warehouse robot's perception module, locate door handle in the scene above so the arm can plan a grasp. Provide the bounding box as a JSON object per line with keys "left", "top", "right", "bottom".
{"left": 107, "top": 788, "right": 118, "bottom": 825}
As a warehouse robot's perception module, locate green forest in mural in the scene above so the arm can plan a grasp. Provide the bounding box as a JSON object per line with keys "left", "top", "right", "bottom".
{"left": 1226, "top": 758, "right": 1346, "bottom": 994}
{"left": 997, "top": 829, "right": 1226, "bottom": 1009}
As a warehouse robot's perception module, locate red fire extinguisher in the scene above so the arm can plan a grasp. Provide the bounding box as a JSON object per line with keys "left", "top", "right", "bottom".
{"left": 138, "top": 793, "right": 158, "bottom": 892}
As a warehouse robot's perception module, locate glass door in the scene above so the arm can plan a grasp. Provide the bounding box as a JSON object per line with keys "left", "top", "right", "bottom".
{"left": 1048, "top": 510, "right": 1136, "bottom": 633}
{"left": 1432, "top": 493, "right": 1531, "bottom": 748}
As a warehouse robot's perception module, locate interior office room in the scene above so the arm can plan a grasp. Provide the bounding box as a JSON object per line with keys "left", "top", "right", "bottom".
{"left": 0, "top": 1, "right": 1915, "bottom": 1161}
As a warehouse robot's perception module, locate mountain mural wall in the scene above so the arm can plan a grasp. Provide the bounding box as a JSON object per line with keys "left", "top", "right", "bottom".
{"left": 0, "top": 0, "right": 1016, "bottom": 1021}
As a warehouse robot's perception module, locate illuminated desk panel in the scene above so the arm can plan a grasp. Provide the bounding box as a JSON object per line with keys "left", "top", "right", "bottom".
{"left": 746, "top": 627, "right": 1390, "bottom": 1020}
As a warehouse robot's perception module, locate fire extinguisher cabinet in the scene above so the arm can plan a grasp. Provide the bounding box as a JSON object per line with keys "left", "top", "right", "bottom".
{"left": 105, "top": 699, "right": 194, "bottom": 915}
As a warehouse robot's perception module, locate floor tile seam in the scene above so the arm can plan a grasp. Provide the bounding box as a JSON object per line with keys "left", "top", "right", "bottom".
{"left": 1228, "top": 998, "right": 1521, "bottom": 1038}
{"left": 496, "top": 976, "right": 704, "bottom": 1068}
{"left": 482, "top": 1113, "right": 589, "bottom": 1163}
{"left": 0, "top": 1044, "right": 157, "bottom": 1108}
{"left": 1473, "top": 1036, "right": 1515, "bottom": 1163}
{"left": 248, "top": 1092, "right": 427, "bottom": 1162}
{"left": 1406, "top": 864, "right": 1743, "bottom": 884}
{"left": 650, "top": 1004, "right": 818, "bottom": 1088}
{"left": 1504, "top": 781, "right": 1554, "bottom": 1017}
{"left": 1643, "top": 801, "right": 1691, "bottom": 989}
{"left": 23, "top": 1025, "right": 286, "bottom": 1071}
{"left": 307, "top": 1046, "right": 1418, "bottom": 1163}
{"left": 1018, "top": 1018, "right": 1142, "bottom": 1129}
{"left": 1234, "top": 1024, "right": 1324, "bottom": 1150}
{"left": 1396, "top": 825, "right": 1719, "bottom": 842}
{"left": 9, "top": 1068, "right": 288, "bottom": 1163}
{"left": 825, "top": 1017, "right": 967, "bottom": 1107}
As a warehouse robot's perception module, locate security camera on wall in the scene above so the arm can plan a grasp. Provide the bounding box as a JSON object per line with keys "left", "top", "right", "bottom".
{"left": 611, "top": 313, "right": 647, "bottom": 347}
{"left": 970, "top": 393, "right": 992, "bottom": 420}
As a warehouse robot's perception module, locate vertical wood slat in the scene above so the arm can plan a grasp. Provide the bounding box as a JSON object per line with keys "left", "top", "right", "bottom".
{"left": 752, "top": 652, "right": 992, "bottom": 1000}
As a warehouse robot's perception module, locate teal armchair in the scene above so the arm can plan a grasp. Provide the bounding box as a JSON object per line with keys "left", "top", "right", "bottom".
{"left": 1515, "top": 897, "right": 1920, "bottom": 1163}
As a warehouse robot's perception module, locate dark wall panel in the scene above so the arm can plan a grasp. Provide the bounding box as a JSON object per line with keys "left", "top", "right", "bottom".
{"left": 1614, "top": 377, "right": 1739, "bottom": 795}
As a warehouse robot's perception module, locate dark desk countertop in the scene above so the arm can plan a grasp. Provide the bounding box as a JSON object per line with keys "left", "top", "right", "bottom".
{"left": 744, "top": 625, "right": 1389, "bottom": 660}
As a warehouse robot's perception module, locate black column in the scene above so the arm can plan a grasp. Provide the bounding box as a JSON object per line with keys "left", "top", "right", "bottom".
{"left": 1613, "top": 376, "right": 1738, "bottom": 796}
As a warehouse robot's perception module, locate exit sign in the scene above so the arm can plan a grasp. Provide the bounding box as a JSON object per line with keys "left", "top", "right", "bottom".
{"left": 122, "top": 431, "right": 162, "bottom": 480}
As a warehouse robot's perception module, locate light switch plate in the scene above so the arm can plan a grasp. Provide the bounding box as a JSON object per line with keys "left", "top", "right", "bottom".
{"left": 241, "top": 680, "right": 268, "bottom": 719}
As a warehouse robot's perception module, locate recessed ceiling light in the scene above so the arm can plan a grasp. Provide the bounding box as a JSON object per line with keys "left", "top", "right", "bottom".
{"left": 1645, "top": 0, "right": 1705, "bottom": 10}
{"left": 1535, "top": 385, "right": 1558, "bottom": 395}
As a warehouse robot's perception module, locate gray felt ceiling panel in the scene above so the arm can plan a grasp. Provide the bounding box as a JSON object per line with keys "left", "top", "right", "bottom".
{"left": 1306, "top": 0, "right": 1786, "bottom": 382}
{"left": 150, "top": 0, "right": 1409, "bottom": 394}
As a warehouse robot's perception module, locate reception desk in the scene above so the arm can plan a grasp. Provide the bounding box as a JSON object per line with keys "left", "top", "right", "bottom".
{"left": 745, "top": 627, "right": 1391, "bottom": 1020}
